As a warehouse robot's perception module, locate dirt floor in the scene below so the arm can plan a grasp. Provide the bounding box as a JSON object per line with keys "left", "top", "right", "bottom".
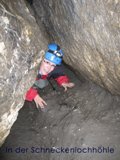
{"left": 0, "top": 66, "right": 120, "bottom": 160}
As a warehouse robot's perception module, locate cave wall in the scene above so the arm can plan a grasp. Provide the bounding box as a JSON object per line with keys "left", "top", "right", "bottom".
{"left": 0, "top": 0, "right": 48, "bottom": 146}
{"left": 33, "top": 0, "right": 120, "bottom": 95}
{"left": 0, "top": 0, "right": 120, "bottom": 147}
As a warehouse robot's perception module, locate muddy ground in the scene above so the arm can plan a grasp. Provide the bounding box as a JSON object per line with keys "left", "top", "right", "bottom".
{"left": 0, "top": 66, "right": 120, "bottom": 160}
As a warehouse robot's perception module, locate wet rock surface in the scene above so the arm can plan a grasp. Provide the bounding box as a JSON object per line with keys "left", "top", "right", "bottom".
{"left": 0, "top": 67, "right": 120, "bottom": 160}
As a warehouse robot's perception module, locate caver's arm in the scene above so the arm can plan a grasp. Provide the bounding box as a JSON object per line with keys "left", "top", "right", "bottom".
{"left": 50, "top": 65, "right": 74, "bottom": 91}
{"left": 25, "top": 75, "right": 47, "bottom": 108}
{"left": 25, "top": 74, "right": 48, "bottom": 101}
{"left": 25, "top": 87, "right": 38, "bottom": 101}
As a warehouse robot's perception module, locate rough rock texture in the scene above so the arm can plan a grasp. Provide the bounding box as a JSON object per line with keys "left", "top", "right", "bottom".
{"left": 0, "top": 0, "right": 120, "bottom": 151}
{"left": 0, "top": 0, "right": 48, "bottom": 146}
{"left": 0, "top": 67, "right": 120, "bottom": 160}
{"left": 33, "top": 0, "right": 120, "bottom": 95}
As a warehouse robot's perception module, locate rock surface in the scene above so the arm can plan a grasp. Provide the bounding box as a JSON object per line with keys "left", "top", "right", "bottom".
{"left": 0, "top": 67, "right": 120, "bottom": 160}
{"left": 0, "top": 0, "right": 120, "bottom": 151}
{"left": 0, "top": 0, "right": 48, "bottom": 146}
{"left": 33, "top": 0, "right": 120, "bottom": 95}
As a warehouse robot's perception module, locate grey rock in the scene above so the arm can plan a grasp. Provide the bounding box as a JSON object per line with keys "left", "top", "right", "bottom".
{"left": 0, "top": 0, "right": 120, "bottom": 148}
{"left": 0, "top": 0, "right": 48, "bottom": 146}
{"left": 33, "top": 0, "right": 120, "bottom": 95}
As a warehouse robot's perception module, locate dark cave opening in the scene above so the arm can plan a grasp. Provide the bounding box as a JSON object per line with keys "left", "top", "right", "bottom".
{"left": 26, "top": 0, "right": 33, "bottom": 6}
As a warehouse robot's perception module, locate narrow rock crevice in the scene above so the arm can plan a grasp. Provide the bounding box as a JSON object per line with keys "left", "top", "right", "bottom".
{"left": 0, "top": 65, "right": 120, "bottom": 160}
{"left": 0, "top": 1, "right": 120, "bottom": 160}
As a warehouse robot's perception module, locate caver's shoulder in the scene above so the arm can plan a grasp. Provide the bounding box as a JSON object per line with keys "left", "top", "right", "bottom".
{"left": 49, "top": 64, "right": 65, "bottom": 76}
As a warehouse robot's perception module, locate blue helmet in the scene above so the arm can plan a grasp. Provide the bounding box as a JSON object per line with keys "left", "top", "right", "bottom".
{"left": 44, "top": 43, "right": 63, "bottom": 65}
{"left": 44, "top": 51, "right": 62, "bottom": 65}
{"left": 48, "top": 43, "right": 64, "bottom": 57}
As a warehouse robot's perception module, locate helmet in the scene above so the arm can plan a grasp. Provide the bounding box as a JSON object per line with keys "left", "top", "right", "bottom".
{"left": 48, "top": 43, "right": 64, "bottom": 57}
{"left": 44, "top": 43, "right": 63, "bottom": 65}
{"left": 44, "top": 51, "right": 62, "bottom": 65}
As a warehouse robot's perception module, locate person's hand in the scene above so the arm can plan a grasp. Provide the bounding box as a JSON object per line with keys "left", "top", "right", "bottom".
{"left": 61, "top": 82, "right": 75, "bottom": 92}
{"left": 34, "top": 94, "right": 47, "bottom": 109}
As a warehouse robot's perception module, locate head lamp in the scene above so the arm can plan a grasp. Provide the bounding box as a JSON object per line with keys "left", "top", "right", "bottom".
{"left": 53, "top": 50, "right": 63, "bottom": 57}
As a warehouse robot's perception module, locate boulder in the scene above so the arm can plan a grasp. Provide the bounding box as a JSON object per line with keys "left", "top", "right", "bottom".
{"left": 0, "top": 0, "right": 48, "bottom": 146}
{"left": 33, "top": 0, "right": 120, "bottom": 95}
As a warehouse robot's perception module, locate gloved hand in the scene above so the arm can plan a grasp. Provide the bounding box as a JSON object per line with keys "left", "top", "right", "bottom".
{"left": 61, "top": 82, "right": 75, "bottom": 92}
{"left": 34, "top": 94, "right": 47, "bottom": 109}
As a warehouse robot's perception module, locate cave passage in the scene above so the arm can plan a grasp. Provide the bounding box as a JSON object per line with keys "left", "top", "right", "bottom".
{"left": 0, "top": 64, "right": 120, "bottom": 160}
{"left": 0, "top": 0, "right": 120, "bottom": 159}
